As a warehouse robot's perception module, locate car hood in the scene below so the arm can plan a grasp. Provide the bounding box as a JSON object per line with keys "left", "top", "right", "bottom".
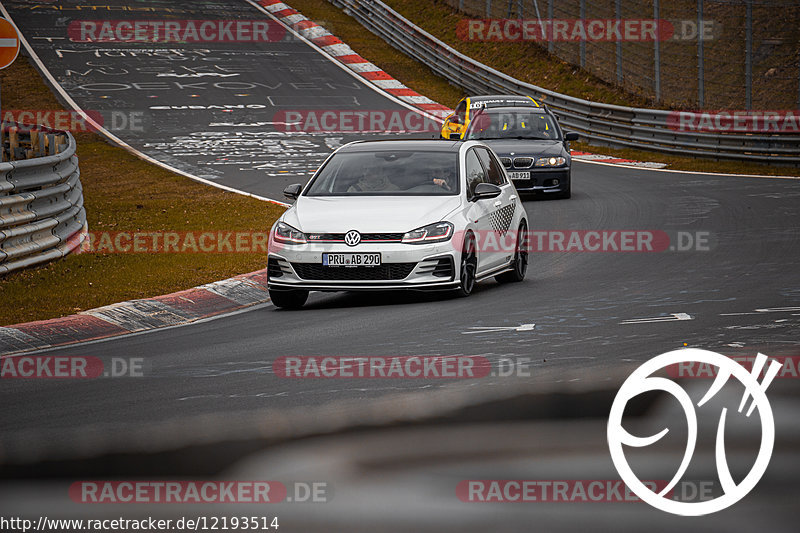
{"left": 284, "top": 195, "right": 463, "bottom": 233}
{"left": 479, "top": 139, "right": 567, "bottom": 158}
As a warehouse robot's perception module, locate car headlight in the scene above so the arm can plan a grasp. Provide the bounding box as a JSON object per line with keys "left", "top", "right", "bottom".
{"left": 274, "top": 222, "right": 307, "bottom": 245}
{"left": 535, "top": 156, "right": 567, "bottom": 167}
{"left": 402, "top": 222, "right": 454, "bottom": 244}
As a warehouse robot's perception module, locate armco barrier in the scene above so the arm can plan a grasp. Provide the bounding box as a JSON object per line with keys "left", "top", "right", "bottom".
{"left": 328, "top": 0, "right": 800, "bottom": 164}
{"left": 0, "top": 123, "right": 87, "bottom": 275}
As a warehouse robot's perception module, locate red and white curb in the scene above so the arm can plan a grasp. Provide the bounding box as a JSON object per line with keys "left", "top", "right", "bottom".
{"left": 570, "top": 151, "right": 668, "bottom": 168}
{"left": 256, "top": 0, "right": 451, "bottom": 119}
{"left": 0, "top": 270, "right": 270, "bottom": 356}
{"left": 257, "top": 0, "right": 668, "bottom": 168}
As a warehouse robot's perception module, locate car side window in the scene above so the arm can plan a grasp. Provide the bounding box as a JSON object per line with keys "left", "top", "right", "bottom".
{"left": 475, "top": 147, "right": 507, "bottom": 186}
{"left": 454, "top": 101, "right": 467, "bottom": 124}
{"left": 465, "top": 149, "right": 487, "bottom": 196}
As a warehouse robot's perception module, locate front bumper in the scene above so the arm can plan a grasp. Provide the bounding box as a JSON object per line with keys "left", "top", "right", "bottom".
{"left": 267, "top": 241, "right": 460, "bottom": 292}
{"left": 508, "top": 167, "right": 569, "bottom": 194}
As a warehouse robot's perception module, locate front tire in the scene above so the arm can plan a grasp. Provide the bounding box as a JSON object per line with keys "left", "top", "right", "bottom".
{"left": 269, "top": 289, "right": 309, "bottom": 309}
{"left": 496, "top": 222, "right": 528, "bottom": 283}
{"left": 455, "top": 233, "right": 477, "bottom": 297}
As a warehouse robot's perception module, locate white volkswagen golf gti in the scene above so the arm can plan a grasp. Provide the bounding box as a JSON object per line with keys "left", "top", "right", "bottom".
{"left": 267, "top": 140, "right": 529, "bottom": 308}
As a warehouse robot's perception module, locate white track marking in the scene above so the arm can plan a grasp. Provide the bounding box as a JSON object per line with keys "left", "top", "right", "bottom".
{"left": 463, "top": 323, "right": 536, "bottom": 334}
{"left": 620, "top": 313, "right": 693, "bottom": 325}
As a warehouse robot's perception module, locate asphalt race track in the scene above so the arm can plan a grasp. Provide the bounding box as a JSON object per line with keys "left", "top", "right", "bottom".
{"left": 2, "top": 165, "right": 799, "bottom": 442}
{"left": 2, "top": 162, "right": 799, "bottom": 530}
{"left": 1, "top": 0, "right": 799, "bottom": 531}
{"left": 3, "top": 0, "right": 437, "bottom": 199}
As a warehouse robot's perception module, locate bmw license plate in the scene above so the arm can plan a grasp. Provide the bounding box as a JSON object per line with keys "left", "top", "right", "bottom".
{"left": 509, "top": 171, "right": 530, "bottom": 180}
{"left": 323, "top": 253, "right": 381, "bottom": 266}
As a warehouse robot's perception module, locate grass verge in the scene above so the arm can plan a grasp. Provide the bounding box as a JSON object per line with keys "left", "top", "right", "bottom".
{"left": 0, "top": 57, "right": 284, "bottom": 326}
{"left": 291, "top": 0, "right": 798, "bottom": 177}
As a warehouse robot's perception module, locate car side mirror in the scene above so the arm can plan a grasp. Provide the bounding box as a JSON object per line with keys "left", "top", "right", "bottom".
{"left": 564, "top": 131, "right": 579, "bottom": 141}
{"left": 283, "top": 183, "right": 302, "bottom": 200}
{"left": 449, "top": 132, "right": 462, "bottom": 140}
{"left": 472, "top": 182, "right": 502, "bottom": 201}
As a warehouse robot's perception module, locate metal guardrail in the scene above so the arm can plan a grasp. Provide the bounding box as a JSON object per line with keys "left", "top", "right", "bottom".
{"left": 329, "top": 0, "right": 800, "bottom": 164}
{"left": 0, "top": 122, "right": 87, "bottom": 275}
{"left": 443, "top": 0, "right": 800, "bottom": 112}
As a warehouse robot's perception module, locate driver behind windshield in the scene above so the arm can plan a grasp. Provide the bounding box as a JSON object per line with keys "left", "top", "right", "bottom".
{"left": 431, "top": 162, "right": 455, "bottom": 191}
{"left": 347, "top": 165, "right": 400, "bottom": 193}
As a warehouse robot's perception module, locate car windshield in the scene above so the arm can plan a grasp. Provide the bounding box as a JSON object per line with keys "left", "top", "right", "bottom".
{"left": 305, "top": 150, "right": 460, "bottom": 196}
{"left": 466, "top": 110, "right": 560, "bottom": 140}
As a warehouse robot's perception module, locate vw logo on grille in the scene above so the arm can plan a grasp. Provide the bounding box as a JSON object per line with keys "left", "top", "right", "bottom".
{"left": 344, "top": 230, "right": 361, "bottom": 246}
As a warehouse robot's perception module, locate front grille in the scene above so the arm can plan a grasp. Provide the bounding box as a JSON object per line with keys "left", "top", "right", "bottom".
{"left": 513, "top": 157, "right": 534, "bottom": 168}
{"left": 499, "top": 157, "right": 512, "bottom": 169}
{"left": 307, "top": 233, "right": 404, "bottom": 242}
{"left": 291, "top": 262, "right": 416, "bottom": 281}
{"left": 362, "top": 233, "right": 405, "bottom": 241}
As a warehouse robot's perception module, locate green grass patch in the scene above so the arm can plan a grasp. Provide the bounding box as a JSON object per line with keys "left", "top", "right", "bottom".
{"left": 0, "top": 58, "right": 284, "bottom": 325}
